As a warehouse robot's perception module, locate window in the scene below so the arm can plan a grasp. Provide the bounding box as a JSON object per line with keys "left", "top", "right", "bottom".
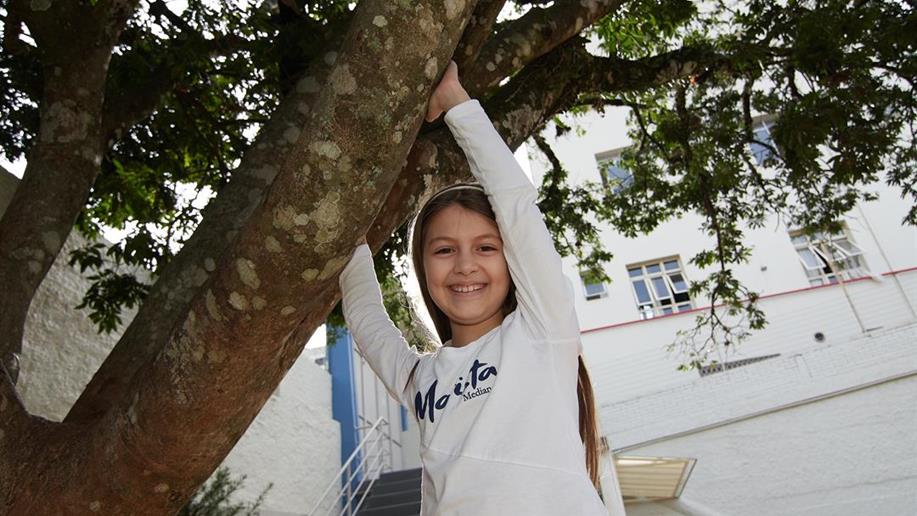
{"left": 750, "top": 119, "right": 777, "bottom": 166}
{"left": 596, "top": 149, "right": 633, "bottom": 194}
{"left": 790, "top": 228, "right": 868, "bottom": 286}
{"left": 627, "top": 258, "right": 693, "bottom": 319}
{"left": 580, "top": 272, "right": 607, "bottom": 301}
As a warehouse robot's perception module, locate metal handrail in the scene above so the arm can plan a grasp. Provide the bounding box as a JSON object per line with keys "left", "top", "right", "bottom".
{"left": 341, "top": 445, "right": 387, "bottom": 516}
{"left": 307, "top": 416, "right": 400, "bottom": 516}
{"left": 356, "top": 413, "right": 402, "bottom": 448}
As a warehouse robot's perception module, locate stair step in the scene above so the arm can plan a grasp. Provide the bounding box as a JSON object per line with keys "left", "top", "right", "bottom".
{"left": 357, "top": 477, "right": 421, "bottom": 497}
{"left": 357, "top": 500, "right": 421, "bottom": 516}
{"left": 360, "top": 488, "right": 422, "bottom": 509}
{"left": 377, "top": 467, "right": 422, "bottom": 482}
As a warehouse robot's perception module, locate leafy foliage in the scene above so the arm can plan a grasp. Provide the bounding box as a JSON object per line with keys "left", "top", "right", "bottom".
{"left": 68, "top": 242, "right": 150, "bottom": 334}
{"left": 534, "top": 130, "right": 612, "bottom": 285}
{"left": 178, "top": 467, "right": 271, "bottom": 516}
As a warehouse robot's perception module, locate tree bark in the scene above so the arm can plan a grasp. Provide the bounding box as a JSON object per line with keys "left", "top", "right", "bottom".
{"left": 464, "top": 0, "right": 626, "bottom": 96}
{"left": 454, "top": 0, "right": 507, "bottom": 71}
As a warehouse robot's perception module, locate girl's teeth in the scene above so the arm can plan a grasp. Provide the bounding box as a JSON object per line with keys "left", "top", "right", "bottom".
{"left": 453, "top": 285, "right": 482, "bottom": 293}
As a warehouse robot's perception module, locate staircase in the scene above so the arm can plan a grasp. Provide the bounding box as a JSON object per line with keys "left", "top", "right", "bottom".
{"left": 355, "top": 468, "right": 422, "bottom": 516}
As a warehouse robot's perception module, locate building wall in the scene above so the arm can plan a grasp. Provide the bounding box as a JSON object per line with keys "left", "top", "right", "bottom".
{"left": 582, "top": 269, "right": 917, "bottom": 406}
{"left": 523, "top": 105, "right": 917, "bottom": 405}
{"left": 625, "top": 372, "right": 917, "bottom": 516}
{"left": 604, "top": 322, "right": 917, "bottom": 451}
{"left": 3, "top": 170, "right": 340, "bottom": 515}
{"left": 15, "top": 226, "right": 144, "bottom": 420}
{"left": 562, "top": 202, "right": 916, "bottom": 334}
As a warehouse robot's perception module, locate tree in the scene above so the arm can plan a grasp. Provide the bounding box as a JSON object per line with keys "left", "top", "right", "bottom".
{"left": 0, "top": 0, "right": 913, "bottom": 512}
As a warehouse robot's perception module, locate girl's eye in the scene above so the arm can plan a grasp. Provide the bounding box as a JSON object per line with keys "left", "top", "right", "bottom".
{"left": 433, "top": 247, "right": 454, "bottom": 255}
{"left": 479, "top": 245, "right": 498, "bottom": 252}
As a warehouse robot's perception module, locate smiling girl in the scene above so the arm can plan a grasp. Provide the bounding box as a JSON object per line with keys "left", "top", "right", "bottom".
{"left": 339, "top": 62, "right": 625, "bottom": 515}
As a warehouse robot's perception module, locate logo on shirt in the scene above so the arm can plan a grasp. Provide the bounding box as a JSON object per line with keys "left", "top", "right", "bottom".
{"left": 414, "top": 359, "right": 497, "bottom": 423}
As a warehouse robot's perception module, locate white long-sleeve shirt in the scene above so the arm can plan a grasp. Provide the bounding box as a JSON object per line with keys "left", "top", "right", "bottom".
{"left": 340, "top": 99, "right": 624, "bottom": 515}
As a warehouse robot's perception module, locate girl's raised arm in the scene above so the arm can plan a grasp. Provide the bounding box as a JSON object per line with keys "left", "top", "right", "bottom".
{"left": 443, "top": 100, "right": 581, "bottom": 345}
{"left": 339, "top": 244, "right": 422, "bottom": 407}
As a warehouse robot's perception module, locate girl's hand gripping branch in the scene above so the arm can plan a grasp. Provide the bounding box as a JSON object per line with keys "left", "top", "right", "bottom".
{"left": 425, "top": 61, "right": 471, "bottom": 123}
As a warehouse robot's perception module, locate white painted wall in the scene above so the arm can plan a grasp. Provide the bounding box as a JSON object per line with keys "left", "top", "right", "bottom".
{"left": 582, "top": 270, "right": 917, "bottom": 406}
{"left": 605, "top": 323, "right": 917, "bottom": 452}
{"left": 624, "top": 372, "right": 917, "bottom": 516}
{"left": 3, "top": 170, "right": 340, "bottom": 515}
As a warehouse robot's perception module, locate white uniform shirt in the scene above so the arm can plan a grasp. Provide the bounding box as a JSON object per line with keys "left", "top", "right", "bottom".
{"left": 340, "top": 99, "right": 623, "bottom": 515}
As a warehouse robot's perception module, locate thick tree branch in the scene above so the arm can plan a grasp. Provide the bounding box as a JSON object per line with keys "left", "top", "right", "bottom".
{"left": 454, "top": 0, "right": 507, "bottom": 71}
{"left": 464, "top": 0, "right": 626, "bottom": 96}
{"left": 364, "top": 38, "right": 597, "bottom": 259}
{"left": 67, "top": 39, "right": 343, "bottom": 423}
{"left": 589, "top": 44, "right": 726, "bottom": 93}
{"left": 0, "top": 0, "right": 140, "bottom": 384}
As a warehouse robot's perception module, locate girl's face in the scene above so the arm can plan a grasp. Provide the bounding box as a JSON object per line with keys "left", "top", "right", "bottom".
{"left": 423, "top": 204, "right": 510, "bottom": 344}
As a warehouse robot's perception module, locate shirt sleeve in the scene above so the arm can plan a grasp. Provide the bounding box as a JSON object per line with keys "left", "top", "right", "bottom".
{"left": 444, "top": 99, "right": 581, "bottom": 348}
{"left": 340, "top": 244, "right": 422, "bottom": 407}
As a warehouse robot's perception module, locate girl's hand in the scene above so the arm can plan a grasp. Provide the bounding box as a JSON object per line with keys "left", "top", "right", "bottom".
{"left": 425, "top": 61, "right": 471, "bottom": 122}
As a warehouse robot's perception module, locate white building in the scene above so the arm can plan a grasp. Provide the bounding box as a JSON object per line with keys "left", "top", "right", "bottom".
{"left": 527, "top": 107, "right": 917, "bottom": 514}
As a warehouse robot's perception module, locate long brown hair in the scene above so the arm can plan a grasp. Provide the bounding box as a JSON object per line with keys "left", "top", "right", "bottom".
{"left": 409, "top": 184, "right": 603, "bottom": 493}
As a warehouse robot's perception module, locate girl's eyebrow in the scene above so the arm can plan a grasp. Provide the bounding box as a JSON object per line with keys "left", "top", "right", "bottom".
{"left": 426, "top": 233, "right": 502, "bottom": 246}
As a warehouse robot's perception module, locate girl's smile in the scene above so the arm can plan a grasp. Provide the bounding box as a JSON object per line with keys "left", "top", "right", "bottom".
{"left": 423, "top": 204, "right": 511, "bottom": 347}
{"left": 449, "top": 283, "right": 485, "bottom": 294}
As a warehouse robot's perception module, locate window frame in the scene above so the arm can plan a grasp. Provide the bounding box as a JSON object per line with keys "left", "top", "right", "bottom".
{"left": 595, "top": 147, "right": 634, "bottom": 194}
{"left": 626, "top": 257, "right": 694, "bottom": 319}
{"left": 580, "top": 271, "right": 608, "bottom": 301}
{"left": 789, "top": 226, "right": 868, "bottom": 286}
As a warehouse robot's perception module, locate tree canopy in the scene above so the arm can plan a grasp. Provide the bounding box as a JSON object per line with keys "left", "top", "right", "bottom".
{"left": 0, "top": 0, "right": 913, "bottom": 511}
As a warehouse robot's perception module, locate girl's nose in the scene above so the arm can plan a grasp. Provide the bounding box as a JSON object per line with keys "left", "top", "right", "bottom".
{"left": 454, "top": 251, "right": 478, "bottom": 274}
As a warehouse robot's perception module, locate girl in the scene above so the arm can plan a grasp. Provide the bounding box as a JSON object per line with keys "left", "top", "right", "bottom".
{"left": 339, "top": 62, "right": 625, "bottom": 515}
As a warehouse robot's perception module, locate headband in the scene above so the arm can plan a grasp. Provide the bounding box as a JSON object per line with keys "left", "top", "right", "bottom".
{"left": 414, "top": 183, "right": 487, "bottom": 228}
{"left": 426, "top": 182, "right": 485, "bottom": 204}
